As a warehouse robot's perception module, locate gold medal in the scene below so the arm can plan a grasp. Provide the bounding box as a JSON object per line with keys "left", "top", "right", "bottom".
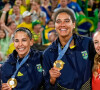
{"left": 53, "top": 60, "right": 65, "bottom": 70}
{"left": 7, "top": 78, "right": 17, "bottom": 88}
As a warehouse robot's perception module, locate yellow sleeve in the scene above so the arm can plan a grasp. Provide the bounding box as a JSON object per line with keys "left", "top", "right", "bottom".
{"left": 9, "top": 8, "right": 13, "bottom": 15}
{"left": 20, "top": 5, "right": 27, "bottom": 15}
{"left": 6, "top": 43, "right": 15, "bottom": 56}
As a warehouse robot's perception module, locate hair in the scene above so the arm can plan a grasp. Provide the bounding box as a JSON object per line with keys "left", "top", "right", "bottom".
{"left": 49, "top": 30, "right": 58, "bottom": 37}
{"left": 13, "top": 27, "right": 32, "bottom": 40}
{"left": 53, "top": 8, "right": 76, "bottom": 23}
{"left": 33, "top": 0, "right": 41, "bottom": 5}
{"left": 7, "top": 21, "right": 15, "bottom": 26}
{"left": 93, "top": 30, "right": 100, "bottom": 38}
{"left": 92, "top": 54, "right": 100, "bottom": 77}
{"left": 47, "top": 19, "right": 54, "bottom": 24}
{"left": 0, "top": 29, "right": 6, "bottom": 39}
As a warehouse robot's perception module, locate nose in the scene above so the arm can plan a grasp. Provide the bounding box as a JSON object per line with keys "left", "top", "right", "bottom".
{"left": 60, "top": 21, "right": 66, "bottom": 27}
{"left": 18, "top": 41, "right": 23, "bottom": 46}
{"left": 99, "top": 42, "right": 100, "bottom": 47}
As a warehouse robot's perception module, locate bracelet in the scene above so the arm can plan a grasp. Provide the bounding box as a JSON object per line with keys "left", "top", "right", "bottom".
{"left": 2, "top": 11, "right": 6, "bottom": 14}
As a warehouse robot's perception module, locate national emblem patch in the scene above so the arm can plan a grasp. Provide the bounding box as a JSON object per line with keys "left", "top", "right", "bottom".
{"left": 81, "top": 51, "right": 88, "bottom": 60}
{"left": 36, "top": 64, "right": 43, "bottom": 72}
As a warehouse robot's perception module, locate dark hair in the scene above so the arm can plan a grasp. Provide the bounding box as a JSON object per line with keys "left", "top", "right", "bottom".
{"left": 33, "top": 0, "right": 41, "bottom": 5}
{"left": 0, "top": 29, "right": 6, "bottom": 39}
{"left": 13, "top": 27, "right": 32, "bottom": 40}
{"left": 7, "top": 21, "right": 15, "bottom": 26}
{"left": 53, "top": 8, "right": 76, "bottom": 23}
{"left": 47, "top": 19, "right": 54, "bottom": 24}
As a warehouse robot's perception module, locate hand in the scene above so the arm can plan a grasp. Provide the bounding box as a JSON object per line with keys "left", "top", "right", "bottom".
{"left": 15, "top": 15, "right": 20, "bottom": 21}
{"left": 49, "top": 67, "right": 61, "bottom": 85}
{"left": 2, "top": 83, "right": 12, "bottom": 90}
{"left": 3, "top": 3, "right": 11, "bottom": 12}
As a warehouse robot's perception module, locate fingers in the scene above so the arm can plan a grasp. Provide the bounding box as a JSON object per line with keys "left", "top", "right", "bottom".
{"left": 2, "top": 83, "right": 12, "bottom": 90}
{"left": 49, "top": 67, "right": 61, "bottom": 78}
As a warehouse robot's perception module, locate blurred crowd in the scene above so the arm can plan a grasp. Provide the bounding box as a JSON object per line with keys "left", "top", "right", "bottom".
{"left": 0, "top": 0, "right": 100, "bottom": 63}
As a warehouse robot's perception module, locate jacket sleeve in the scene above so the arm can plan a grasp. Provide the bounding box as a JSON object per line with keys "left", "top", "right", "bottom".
{"left": 42, "top": 51, "right": 57, "bottom": 90}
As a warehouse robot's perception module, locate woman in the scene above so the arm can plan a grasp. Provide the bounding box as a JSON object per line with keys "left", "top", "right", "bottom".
{"left": 43, "top": 8, "right": 95, "bottom": 90}
{"left": 92, "top": 30, "right": 100, "bottom": 90}
{"left": 1, "top": 27, "right": 43, "bottom": 90}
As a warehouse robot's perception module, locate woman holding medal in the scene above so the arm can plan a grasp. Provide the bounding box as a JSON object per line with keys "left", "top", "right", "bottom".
{"left": 92, "top": 30, "right": 100, "bottom": 90}
{"left": 1, "top": 27, "right": 43, "bottom": 90}
{"left": 43, "top": 8, "right": 95, "bottom": 90}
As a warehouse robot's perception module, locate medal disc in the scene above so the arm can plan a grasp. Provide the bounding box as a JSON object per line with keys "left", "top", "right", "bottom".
{"left": 53, "top": 60, "right": 65, "bottom": 70}
{"left": 7, "top": 78, "right": 17, "bottom": 88}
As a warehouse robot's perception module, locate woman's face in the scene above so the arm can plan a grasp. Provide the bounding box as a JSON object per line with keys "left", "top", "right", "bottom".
{"left": 0, "top": 30, "right": 6, "bottom": 39}
{"left": 55, "top": 12, "right": 75, "bottom": 38}
{"left": 13, "top": 31, "right": 33, "bottom": 58}
{"left": 31, "top": 2, "right": 38, "bottom": 10}
{"left": 15, "top": 0, "right": 22, "bottom": 6}
{"left": 93, "top": 32, "right": 100, "bottom": 55}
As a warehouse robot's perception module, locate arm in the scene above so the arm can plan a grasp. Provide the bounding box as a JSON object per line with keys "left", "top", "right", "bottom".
{"left": 0, "top": 3, "right": 10, "bottom": 23}
{"left": 79, "top": 11, "right": 85, "bottom": 15}
{"left": 42, "top": 4, "right": 52, "bottom": 17}
{"left": 42, "top": 51, "right": 60, "bottom": 89}
{"left": 1, "top": 23, "right": 13, "bottom": 37}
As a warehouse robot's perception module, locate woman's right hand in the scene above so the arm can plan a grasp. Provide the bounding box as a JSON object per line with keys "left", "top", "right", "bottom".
{"left": 2, "top": 83, "right": 12, "bottom": 90}
{"left": 49, "top": 67, "right": 61, "bottom": 85}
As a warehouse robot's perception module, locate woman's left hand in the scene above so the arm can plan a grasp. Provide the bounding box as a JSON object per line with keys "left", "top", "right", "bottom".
{"left": 1, "top": 83, "right": 12, "bottom": 90}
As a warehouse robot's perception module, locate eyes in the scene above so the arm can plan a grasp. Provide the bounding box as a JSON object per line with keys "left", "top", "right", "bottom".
{"left": 14, "top": 39, "right": 27, "bottom": 42}
{"left": 94, "top": 40, "right": 100, "bottom": 46}
{"left": 55, "top": 19, "right": 71, "bottom": 24}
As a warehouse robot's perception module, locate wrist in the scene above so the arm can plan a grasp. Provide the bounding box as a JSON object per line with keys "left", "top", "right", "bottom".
{"left": 2, "top": 11, "right": 6, "bottom": 14}
{"left": 50, "top": 78, "right": 56, "bottom": 85}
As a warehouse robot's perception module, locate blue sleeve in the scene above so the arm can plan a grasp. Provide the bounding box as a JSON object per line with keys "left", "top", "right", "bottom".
{"left": 42, "top": 51, "right": 57, "bottom": 90}
{"left": 76, "top": 3, "right": 82, "bottom": 12}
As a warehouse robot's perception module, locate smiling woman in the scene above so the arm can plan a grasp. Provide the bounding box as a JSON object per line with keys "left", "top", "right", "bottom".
{"left": 13, "top": 28, "right": 33, "bottom": 58}
{"left": 43, "top": 8, "right": 96, "bottom": 90}
{"left": 92, "top": 30, "right": 100, "bottom": 90}
{"left": 1, "top": 27, "right": 44, "bottom": 90}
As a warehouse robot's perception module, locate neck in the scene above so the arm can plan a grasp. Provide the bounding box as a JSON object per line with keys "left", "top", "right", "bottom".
{"left": 59, "top": 35, "right": 73, "bottom": 47}
{"left": 61, "top": 5, "right": 66, "bottom": 8}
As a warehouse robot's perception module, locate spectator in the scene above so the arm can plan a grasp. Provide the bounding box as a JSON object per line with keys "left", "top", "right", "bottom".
{"left": 42, "top": 19, "right": 55, "bottom": 45}
{"left": 30, "top": 0, "right": 46, "bottom": 26}
{"left": 48, "top": 30, "right": 58, "bottom": 43}
{"left": 17, "top": 11, "right": 33, "bottom": 32}
{"left": 57, "top": 0, "right": 84, "bottom": 15}
{"left": 41, "top": 0, "right": 51, "bottom": 23}
{"left": 0, "top": 0, "right": 13, "bottom": 10}
{"left": 32, "top": 20, "right": 44, "bottom": 45}
{"left": 8, "top": 5, "right": 22, "bottom": 25}
{"left": 9, "top": 0, "right": 27, "bottom": 15}
{"left": 49, "top": 0, "right": 58, "bottom": 13}
{"left": 53, "top": 0, "right": 74, "bottom": 14}
{"left": 0, "top": 27, "right": 12, "bottom": 61}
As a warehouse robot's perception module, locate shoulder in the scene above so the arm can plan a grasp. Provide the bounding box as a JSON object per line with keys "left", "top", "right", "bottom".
{"left": 29, "top": 48, "right": 43, "bottom": 62}
{"left": 43, "top": 40, "right": 58, "bottom": 55}
{"left": 74, "top": 34, "right": 93, "bottom": 46}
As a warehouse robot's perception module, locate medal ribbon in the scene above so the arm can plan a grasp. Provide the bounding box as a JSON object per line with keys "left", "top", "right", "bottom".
{"left": 11, "top": 52, "right": 30, "bottom": 78}
{"left": 57, "top": 36, "right": 73, "bottom": 60}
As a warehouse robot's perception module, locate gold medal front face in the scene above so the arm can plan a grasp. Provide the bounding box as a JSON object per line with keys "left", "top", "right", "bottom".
{"left": 7, "top": 78, "right": 17, "bottom": 88}
{"left": 53, "top": 60, "right": 65, "bottom": 70}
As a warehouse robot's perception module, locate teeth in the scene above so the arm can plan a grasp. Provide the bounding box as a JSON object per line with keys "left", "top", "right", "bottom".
{"left": 61, "top": 29, "right": 66, "bottom": 31}
{"left": 18, "top": 48, "right": 24, "bottom": 50}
